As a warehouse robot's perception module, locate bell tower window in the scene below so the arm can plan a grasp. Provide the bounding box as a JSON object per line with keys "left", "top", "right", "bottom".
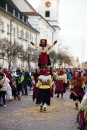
{"left": 45, "top": 11, "right": 50, "bottom": 17}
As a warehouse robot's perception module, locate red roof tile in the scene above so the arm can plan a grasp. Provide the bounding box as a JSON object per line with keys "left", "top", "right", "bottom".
{"left": 23, "top": 12, "right": 40, "bottom": 16}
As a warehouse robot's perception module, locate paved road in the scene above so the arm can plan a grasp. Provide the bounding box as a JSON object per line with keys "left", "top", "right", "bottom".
{"left": 0, "top": 90, "right": 78, "bottom": 130}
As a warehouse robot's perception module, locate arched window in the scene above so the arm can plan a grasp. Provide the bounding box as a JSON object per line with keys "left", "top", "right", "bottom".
{"left": 45, "top": 11, "right": 50, "bottom": 17}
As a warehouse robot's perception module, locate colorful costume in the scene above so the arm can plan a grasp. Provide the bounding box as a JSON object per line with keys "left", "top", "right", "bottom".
{"left": 32, "top": 68, "right": 40, "bottom": 101}
{"left": 36, "top": 69, "right": 52, "bottom": 112}
{"left": 55, "top": 69, "right": 67, "bottom": 98}
{"left": 77, "top": 93, "right": 87, "bottom": 130}
{"left": 70, "top": 70, "right": 86, "bottom": 108}
{"left": 46, "top": 66, "right": 53, "bottom": 97}
{"left": 31, "top": 39, "right": 57, "bottom": 67}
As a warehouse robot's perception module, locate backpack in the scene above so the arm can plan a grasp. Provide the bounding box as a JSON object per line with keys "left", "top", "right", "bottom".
{"left": 67, "top": 73, "right": 72, "bottom": 79}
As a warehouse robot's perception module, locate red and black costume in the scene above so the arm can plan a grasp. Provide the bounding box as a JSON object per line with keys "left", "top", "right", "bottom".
{"left": 55, "top": 70, "right": 67, "bottom": 98}
{"left": 32, "top": 69, "right": 40, "bottom": 101}
{"left": 30, "top": 39, "right": 57, "bottom": 67}
{"left": 70, "top": 71, "right": 86, "bottom": 103}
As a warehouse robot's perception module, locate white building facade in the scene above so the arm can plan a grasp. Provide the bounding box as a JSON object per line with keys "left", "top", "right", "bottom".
{"left": 25, "top": 14, "right": 55, "bottom": 45}
{"left": 0, "top": 0, "right": 39, "bottom": 68}
{"left": 12, "top": 0, "right": 55, "bottom": 45}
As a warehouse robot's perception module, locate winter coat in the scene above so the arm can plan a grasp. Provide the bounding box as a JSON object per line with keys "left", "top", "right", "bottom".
{"left": 6, "top": 78, "right": 12, "bottom": 99}
{"left": 70, "top": 76, "right": 86, "bottom": 89}
{"left": 18, "top": 75, "right": 24, "bottom": 84}
{"left": 23, "top": 72, "right": 31, "bottom": 86}
{"left": 0, "top": 73, "right": 7, "bottom": 91}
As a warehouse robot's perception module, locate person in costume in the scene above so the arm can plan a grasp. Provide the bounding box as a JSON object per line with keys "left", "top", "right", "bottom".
{"left": 45, "top": 66, "right": 53, "bottom": 97}
{"left": 77, "top": 92, "right": 87, "bottom": 130}
{"left": 29, "top": 76, "right": 35, "bottom": 96}
{"left": 55, "top": 69, "right": 67, "bottom": 99}
{"left": 0, "top": 68, "right": 7, "bottom": 107}
{"left": 30, "top": 39, "right": 57, "bottom": 67}
{"left": 11, "top": 81, "right": 21, "bottom": 100}
{"left": 70, "top": 70, "right": 86, "bottom": 109}
{"left": 36, "top": 69, "right": 52, "bottom": 112}
{"left": 17, "top": 72, "right": 24, "bottom": 95}
{"left": 32, "top": 68, "right": 40, "bottom": 101}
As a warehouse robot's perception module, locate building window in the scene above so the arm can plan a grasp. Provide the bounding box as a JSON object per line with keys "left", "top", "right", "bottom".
{"left": 7, "top": 4, "right": 13, "bottom": 14}
{"left": 20, "top": 31, "right": 22, "bottom": 38}
{"left": 20, "top": 13, "right": 22, "bottom": 20}
{"left": 25, "top": 33, "right": 27, "bottom": 40}
{"left": 45, "top": 11, "right": 50, "bottom": 17}
{"left": 14, "top": 28, "right": 15, "bottom": 37}
{"left": 18, "top": 13, "right": 20, "bottom": 19}
{"left": 7, "top": 24, "right": 9, "bottom": 33}
{"left": 0, "top": 1, "right": 5, "bottom": 9}
{"left": 32, "top": 36, "right": 33, "bottom": 42}
{"left": 22, "top": 32, "right": 24, "bottom": 39}
{"left": 34, "top": 38, "right": 36, "bottom": 43}
{"left": 14, "top": 39, "right": 16, "bottom": 44}
{"left": 22, "top": 16, "right": 24, "bottom": 22}
{"left": 15, "top": 10, "right": 18, "bottom": 18}
{"left": 1, "top": 22, "right": 4, "bottom": 31}
{"left": 13, "top": 9, "right": 15, "bottom": 16}
{"left": 24, "top": 16, "right": 26, "bottom": 23}
{"left": 30, "top": 35, "right": 31, "bottom": 41}
{"left": 28, "top": 35, "right": 30, "bottom": 43}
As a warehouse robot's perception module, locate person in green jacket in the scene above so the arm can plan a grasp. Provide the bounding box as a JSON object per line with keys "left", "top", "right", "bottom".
{"left": 17, "top": 72, "right": 24, "bottom": 95}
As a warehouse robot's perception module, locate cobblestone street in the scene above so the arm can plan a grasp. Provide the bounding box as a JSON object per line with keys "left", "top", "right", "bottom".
{"left": 0, "top": 90, "right": 78, "bottom": 130}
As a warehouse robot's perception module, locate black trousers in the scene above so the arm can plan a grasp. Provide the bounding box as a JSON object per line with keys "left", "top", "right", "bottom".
{"left": 0, "top": 91, "right": 6, "bottom": 105}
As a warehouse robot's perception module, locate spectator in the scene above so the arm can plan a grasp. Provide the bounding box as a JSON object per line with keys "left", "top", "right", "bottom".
{"left": 23, "top": 68, "right": 31, "bottom": 95}
{"left": 17, "top": 72, "right": 24, "bottom": 95}
{"left": 0, "top": 67, "right": 7, "bottom": 107}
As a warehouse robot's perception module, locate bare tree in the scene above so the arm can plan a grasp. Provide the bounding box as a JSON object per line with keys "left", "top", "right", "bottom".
{"left": 0, "top": 38, "right": 23, "bottom": 69}
{"left": 49, "top": 50, "right": 58, "bottom": 67}
{"left": 19, "top": 45, "right": 38, "bottom": 70}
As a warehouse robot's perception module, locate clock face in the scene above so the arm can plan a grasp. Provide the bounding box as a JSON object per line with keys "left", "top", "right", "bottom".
{"left": 45, "top": 1, "right": 51, "bottom": 8}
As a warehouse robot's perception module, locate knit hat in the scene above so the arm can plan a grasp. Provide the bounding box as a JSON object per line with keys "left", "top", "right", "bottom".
{"left": 72, "top": 70, "right": 82, "bottom": 79}
{"left": 39, "top": 39, "right": 47, "bottom": 47}
{"left": 59, "top": 69, "right": 65, "bottom": 75}
{"left": 38, "top": 69, "right": 51, "bottom": 82}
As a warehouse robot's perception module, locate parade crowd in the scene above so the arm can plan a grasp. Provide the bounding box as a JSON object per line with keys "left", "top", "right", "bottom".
{"left": 0, "top": 39, "right": 87, "bottom": 130}
{"left": 0, "top": 66, "right": 85, "bottom": 107}
{"left": 0, "top": 66, "right": 87, "bottom": 129}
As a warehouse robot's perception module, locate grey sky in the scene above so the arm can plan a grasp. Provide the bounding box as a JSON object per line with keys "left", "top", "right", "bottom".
{"left": 28, "top": 0, "right": 87, "bottom": 62}
{"left": 59, "top": 0, "right": 87, "bottom": 63}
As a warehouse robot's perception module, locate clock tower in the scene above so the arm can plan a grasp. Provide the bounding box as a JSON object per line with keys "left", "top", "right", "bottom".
{"left": 38, "top": 0, "right": 60, "bottom": 47}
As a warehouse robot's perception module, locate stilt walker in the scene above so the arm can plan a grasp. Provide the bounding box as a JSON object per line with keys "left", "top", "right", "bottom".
{"left": 30, "top": 39, "right": 57, "bottom": 67}
{"left": 30, "top": 39, "right": 57, "bottom": 112}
